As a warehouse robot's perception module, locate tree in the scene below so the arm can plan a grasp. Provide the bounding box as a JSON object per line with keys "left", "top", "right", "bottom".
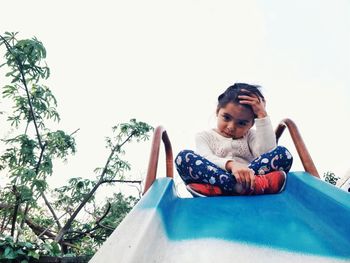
{"left": 0, "top": 32, "right": 153, "bottom": 259}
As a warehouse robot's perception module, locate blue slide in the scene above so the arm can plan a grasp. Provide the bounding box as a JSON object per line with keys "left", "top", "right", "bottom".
{"left": 90, "top": 171, "right": 350, "bottom": 262}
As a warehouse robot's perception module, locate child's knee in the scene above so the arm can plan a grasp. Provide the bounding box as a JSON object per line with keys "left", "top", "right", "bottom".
{"left": 275, "top": 145, "right": 287, "bottom": 152}
{"left": 175, "top": 150, "right": 194, "bottom": 160}
{"left": 175, "top": 150, "right": 194, "bottom": 167}
{"left": 276, "top": 145, "right": 293, "bottom": 165}
{"left": 276, "top": 146, "right": 292, "bottom": 156}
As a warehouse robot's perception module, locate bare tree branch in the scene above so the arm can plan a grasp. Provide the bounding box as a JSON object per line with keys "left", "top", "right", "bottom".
{"left": 41, "top": 192, "right": 62, "bottom": 229}
{"left": 70, "top": 128, "right": 80, "bottom": 137}
{"left": 11, "top": 186, "right": 21, "bottom": 237}
{"left": 64, "top": 202, "right": 112, "bottom": 241}
{"left": 100, "top": 179, "right": 141, "bottom": 184}
{"left": 26, "top": 218, "right": 56, "bottom": 239}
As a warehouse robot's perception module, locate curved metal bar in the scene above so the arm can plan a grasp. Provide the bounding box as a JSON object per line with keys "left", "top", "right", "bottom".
{"left": 143, "top": 126, "right": 174, "bottom": 195}
{"left": 275, "top": 118, "right": 320, "bottom": 178}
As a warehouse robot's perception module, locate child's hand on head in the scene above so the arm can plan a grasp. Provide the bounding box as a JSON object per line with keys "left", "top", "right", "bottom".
{"left": 238, "top": 89, "right": 267, "bottom": 119}
{"left": 226, "top": 161, "right": 255, "bottom": 191}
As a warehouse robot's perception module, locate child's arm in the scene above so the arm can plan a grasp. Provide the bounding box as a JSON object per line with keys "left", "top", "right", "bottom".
{"left": 195, "top": 132, "right": 232, "bottom": 170}
{"left": 238, "top": 90, "right": 267, "bottom": 119}
{"left": 225, "top": 160, "right": 255, "bottom": 191}
{"left": 248, "top": 117, "right": 277, "bottom": 156}
{"left": 238, "top": 90, "right": 276, "bottom": 156}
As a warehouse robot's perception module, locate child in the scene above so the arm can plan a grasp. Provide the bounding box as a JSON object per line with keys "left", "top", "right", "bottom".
{"left": 175, "top": 83, "right": 293, "bottom": 196}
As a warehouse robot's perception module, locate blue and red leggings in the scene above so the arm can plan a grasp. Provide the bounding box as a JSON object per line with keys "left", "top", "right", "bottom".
{"left": 175, "top": 146, "right": 293, "bottom": 195}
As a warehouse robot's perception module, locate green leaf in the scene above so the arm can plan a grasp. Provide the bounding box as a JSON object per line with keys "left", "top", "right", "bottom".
{"left": 23, "top": 242, "right": 34, "bottom": 249}
{"left": 33, "top": 179, "right": 48, "bottom": 192}
{"left": 28, "top": 250, "right": 40, "bottom": 259}
{"left": 76, "top": 181, "right": 84, "bottom": 188}
{"left": 15, "top": 248, "right": 26, "bottom": 255}
{"left": 4, "top": 246, "right": 16, "bottom": 259}
{"left": 49, "top": 241, "right": 61, "bottom": 256}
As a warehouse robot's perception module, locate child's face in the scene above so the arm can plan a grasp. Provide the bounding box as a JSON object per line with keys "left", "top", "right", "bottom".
{"left": 216, "top": 102, "right": 254, "bottom": 139}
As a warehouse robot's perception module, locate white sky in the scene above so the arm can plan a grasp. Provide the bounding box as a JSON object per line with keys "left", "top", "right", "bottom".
{"left": 1, "top": 0, "right": 350, "bottom": 198}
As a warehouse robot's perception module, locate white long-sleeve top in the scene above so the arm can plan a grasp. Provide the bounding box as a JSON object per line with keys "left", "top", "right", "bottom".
{"left": 195, "top": 116, "right": 277, "bottom": 170}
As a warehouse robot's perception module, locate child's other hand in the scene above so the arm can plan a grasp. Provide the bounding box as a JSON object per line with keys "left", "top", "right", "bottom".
{"left": 226, "top": 161, "right": 255, "bottom": 191}
{"left": 238, "top": 89, "right": 267, "bottom": 119}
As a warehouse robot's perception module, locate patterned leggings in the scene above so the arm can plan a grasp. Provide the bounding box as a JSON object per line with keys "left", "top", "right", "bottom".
{"left": 175, "top": 146, "right": 293, "bottom": 195}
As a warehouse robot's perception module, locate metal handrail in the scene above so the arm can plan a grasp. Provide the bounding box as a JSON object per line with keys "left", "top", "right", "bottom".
{"left": 143, "top": 126, "right": 173, "bottom": 195}
{"left": 275, "top": 118, "right": 319, "bottom": 177}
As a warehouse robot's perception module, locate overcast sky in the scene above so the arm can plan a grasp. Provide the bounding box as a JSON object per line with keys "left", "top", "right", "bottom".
{"left": 1, "top": 0, "right": 350, "bottom": 198}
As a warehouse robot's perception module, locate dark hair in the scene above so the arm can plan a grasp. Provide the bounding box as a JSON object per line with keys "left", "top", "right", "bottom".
{"left": 217, "top": 83, "right": 264, "bottom": 115}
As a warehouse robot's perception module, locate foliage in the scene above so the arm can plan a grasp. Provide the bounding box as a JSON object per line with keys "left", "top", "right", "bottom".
{"left": 91, "top": 193, "right": 138, "bottom": 244}
{"left": 323, "top": 171, "right": 340, "bottom": 186}
{"left": 53, "top": 118, "right": 152, "bottom": 245}
{"left": 63, "top": 192, "right": 139, "bottom": 256}
{"left": 0, "top": 31, "right": 153, "bottom": 259}
{"left": 0, "top": 31, "right": 77, "bottom": 245}
{"left": 0, "top": 235, "right": 61, "bottom": 262}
